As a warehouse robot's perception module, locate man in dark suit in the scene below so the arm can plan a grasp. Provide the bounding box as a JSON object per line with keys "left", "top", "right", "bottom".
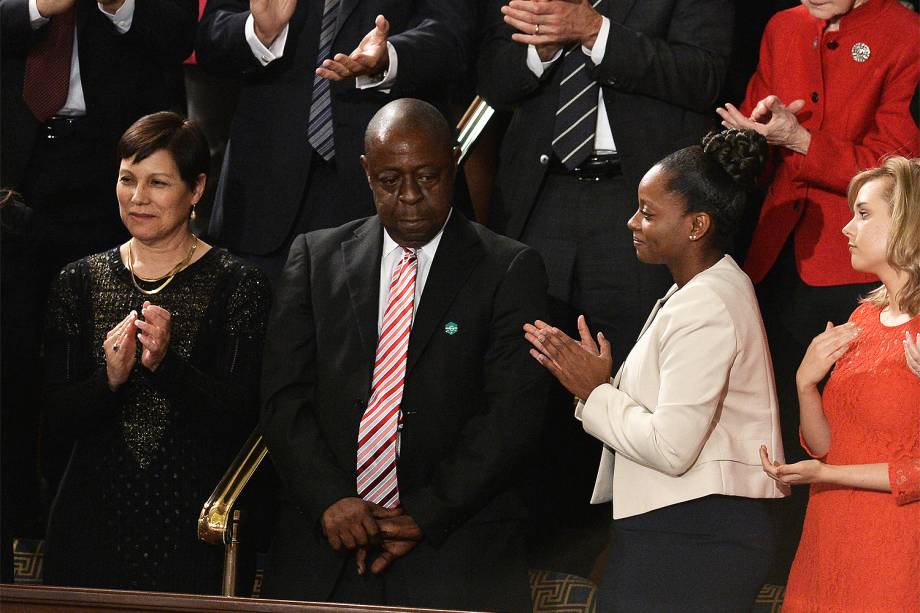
{"left": 477, "top": 0, "right": 734, "bottom": 575}
{"left": 259, "top": 99, "right": 548, "bottom": 611}
{"left": 1, "top": 0, "right": 196, "bottom": 264}
{"left": 195, "top": 0, "right": 474, "bottom": 281}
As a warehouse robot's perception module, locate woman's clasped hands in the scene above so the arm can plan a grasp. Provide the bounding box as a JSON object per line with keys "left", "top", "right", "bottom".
{"left": 524, "top": 315, "right": 613, "bottom": 401}
{"left": 103, "top": 301, "right": 173, "bottom": 390}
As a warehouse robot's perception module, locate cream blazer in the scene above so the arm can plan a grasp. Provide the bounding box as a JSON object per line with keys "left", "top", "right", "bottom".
{"left": 576, "top": 256, "right": 787, "bottom": 519}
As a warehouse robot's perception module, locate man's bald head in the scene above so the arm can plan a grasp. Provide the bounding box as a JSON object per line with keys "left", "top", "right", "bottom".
{"left": 360, "top": 99, "right": 459, "bottom": 248}
{"left": 364, "top": 98, "right": 454, "bottom": 154}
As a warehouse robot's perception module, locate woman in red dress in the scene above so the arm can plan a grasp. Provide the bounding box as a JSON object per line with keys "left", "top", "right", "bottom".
{"left": 761, "top": 157, "right": 920, "bottom": 612}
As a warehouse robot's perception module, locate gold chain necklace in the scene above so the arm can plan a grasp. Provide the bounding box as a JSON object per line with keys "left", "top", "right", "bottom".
{"left": 128, "top": 235, "right": 198, "bottom": 296}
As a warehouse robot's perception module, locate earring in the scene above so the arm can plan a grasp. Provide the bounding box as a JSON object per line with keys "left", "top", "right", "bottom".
{"left": 190, "top": 206, "right": 197, "bottom": 221}
{"left": 689, "top": 234, "right": 697, "bottom": 240}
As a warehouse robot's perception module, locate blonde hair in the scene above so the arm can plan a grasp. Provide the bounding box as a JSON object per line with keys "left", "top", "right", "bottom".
{"left": 847, "top": 157, "right": 920, "bottom": 317}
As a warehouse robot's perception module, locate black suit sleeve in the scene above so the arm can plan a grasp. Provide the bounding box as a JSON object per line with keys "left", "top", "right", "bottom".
{"left": 1, "top": 0, "right": 34, "bottom": 52}
{"left": 401, "top": 247, "right": 551, "bottom": 546}
{"left": 476, "top": 0, "right": 546, "bottom": 110}
{"left": 195, "top": 0, "right": 266, "bottom": 75}
{"left": 387, "top": 0, "right": 475, "bottom": 98}
{"left": 592, "top": 0, "right": 733, "bottom": 112}
{"left": 119, "top": 0, "right": 198, "bottom": 64}
{"left": 260, "top": 236, "right": 357, "bottom": 524}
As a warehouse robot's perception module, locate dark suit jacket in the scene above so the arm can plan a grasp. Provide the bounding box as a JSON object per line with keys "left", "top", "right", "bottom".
{"left": 477, "top": 0, "right": 734, "bottom": 240}
{"left": 0, "top": 0, "right": 196, "bottom": 188}
{"left": 259, "top": 212, "right": 549, "bottom": 610}
{"left": 195, "top": 0, "right": 474, "bottom": 256}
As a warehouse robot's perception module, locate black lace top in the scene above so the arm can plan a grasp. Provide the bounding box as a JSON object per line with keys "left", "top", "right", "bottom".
{"left": 42, "top": 247, "right": 270, "bottom": 593}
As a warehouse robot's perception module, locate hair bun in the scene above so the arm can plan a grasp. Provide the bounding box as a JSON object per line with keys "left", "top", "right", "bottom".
{"left": 702, "top": 129, "right": 768, "bottom": 187}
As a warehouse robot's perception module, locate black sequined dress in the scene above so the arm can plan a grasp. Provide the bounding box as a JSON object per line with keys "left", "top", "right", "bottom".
{"left": 42, "top": 247, "right": 270, "bottom": 593}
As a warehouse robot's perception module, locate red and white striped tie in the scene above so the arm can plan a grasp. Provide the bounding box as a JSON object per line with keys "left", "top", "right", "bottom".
{"left": 356, "top": 248, "right": 418, "bottom": 508}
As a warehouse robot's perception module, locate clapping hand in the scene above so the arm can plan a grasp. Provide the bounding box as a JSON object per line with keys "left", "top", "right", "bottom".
{"left": 317, "top": 15, "right": 390, "bottom": 81}
{"left": 524, "top": 315, "right": 612, "bottom": 401}
{"left": 104, "top": 311, "right": 138, "bottom": 391}
{"left": 905, "top": 331, "right": 920, "bottom": 378}
{"left": 135, "top": 301, "right": 171, "bottom": 372}
{"left": 716, "top": 95, "right": 811, "bottom": 154}
{"left": 501, "top": 0, "right": 603, "bottom": 60}
{"left": 35, "top": 0, "right": 75, "bottom": 17}
{"left": 251, "top": 0, "right": 297, "bottom": 47}
{"left": 796, "top": 321, "right": 859, "bottom": 389}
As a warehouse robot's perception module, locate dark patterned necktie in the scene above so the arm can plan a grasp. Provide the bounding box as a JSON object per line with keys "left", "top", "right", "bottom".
{"left": 22, "top": 6, "right": 75, "bottom": 123}
{"left": 552, "top": 0, "right": 606, "bottom": 170}
{"left": 307, "top": 0, "right": 340, "bottom": 161}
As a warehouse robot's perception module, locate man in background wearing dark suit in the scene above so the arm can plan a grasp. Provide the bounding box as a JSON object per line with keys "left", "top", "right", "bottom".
{"left": 259, "top": 99, "right": 548, "bottom": 611}
{"left": 195, "top": 0, "right": 474, "bottom": 281}
{"left": 478, "top": 0, "right": 734, "bottom": 575}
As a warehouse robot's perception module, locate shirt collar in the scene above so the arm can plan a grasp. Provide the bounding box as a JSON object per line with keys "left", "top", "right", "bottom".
{"left": 382, "top": 208, "right": 452, "bottom": 261}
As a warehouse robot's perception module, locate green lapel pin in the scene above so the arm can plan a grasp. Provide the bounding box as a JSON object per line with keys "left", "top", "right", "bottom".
{"left": 444, "top": 321, "right": 459, "bottom": 336}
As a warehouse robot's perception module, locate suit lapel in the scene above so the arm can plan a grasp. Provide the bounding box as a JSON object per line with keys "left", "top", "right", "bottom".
{"left": 406, "top": 212, "right": 482, "bottom": 375}
{"left": 333, "top": 0, "right": 361, "bottom": 43}
{"left": 607, "top": 0, "right": 637, "bottom": 24}
{"left": 342, "top": 217, "right": 384, "bottom": 363}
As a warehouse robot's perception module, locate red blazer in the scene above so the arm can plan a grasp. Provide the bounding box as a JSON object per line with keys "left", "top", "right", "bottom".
{"left": 741, "top": 0, "right": 919, "bottom": 287}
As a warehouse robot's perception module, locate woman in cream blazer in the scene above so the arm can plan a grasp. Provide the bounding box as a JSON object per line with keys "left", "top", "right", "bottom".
{"left": 526, "top": 129, "right": 786, "bottom": 613}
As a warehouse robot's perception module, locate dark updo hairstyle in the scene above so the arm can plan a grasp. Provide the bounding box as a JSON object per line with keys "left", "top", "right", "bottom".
{"left": 658, "top": 128, "right": 768, "bottom": 251}
{"left": 116, "top": 111, "right": 209, "bottom": 191}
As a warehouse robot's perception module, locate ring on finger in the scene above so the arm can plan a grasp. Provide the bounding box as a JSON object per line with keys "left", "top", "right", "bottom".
{"left": 112, "top": 343, "right": 120, "bottom": 353}
{"left": 534, "top": 23, "right": 540, "bottom": 35}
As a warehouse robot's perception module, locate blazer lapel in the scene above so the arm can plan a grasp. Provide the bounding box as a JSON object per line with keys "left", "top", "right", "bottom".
{"left": 611, "top": 284, "right": 677, "bottom": 387}
{"left": 607, "top": 0, "right": 637, "bottom": 25}
{"left": 342, "top": 216, "right": 384, "bottom": 363}
{"left": 333, "top": 0, "right": 361, "bottom": 43}
{"left": 405, "top": 212, "right": 482, "bottom": 375}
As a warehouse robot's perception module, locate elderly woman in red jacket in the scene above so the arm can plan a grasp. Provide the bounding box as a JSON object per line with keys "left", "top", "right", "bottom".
{"left": 718, "top": 0, "right": 919, "bottom": 576}
{"left": 717, "top": 0, "right": 919, "bottom": 524}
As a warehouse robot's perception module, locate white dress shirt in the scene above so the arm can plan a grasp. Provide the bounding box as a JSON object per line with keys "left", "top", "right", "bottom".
{"left": 28, "top": 0, "right": 136, "bottom": 117}
{"left": 377, "top": 209, "right": 451, "bottom": 331}
{"left": 526, "top": 16, "right": 616, "bottom": 153}
{"left": 245, "top": 16, "right": 398, "bottom": 91}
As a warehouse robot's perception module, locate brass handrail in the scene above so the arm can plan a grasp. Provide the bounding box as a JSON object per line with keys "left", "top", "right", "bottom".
{"left": 198, "top": 95, "right": 495, "bottom": 595}
{"left": 197, "top": 430, "right": 267, "bottom": 546}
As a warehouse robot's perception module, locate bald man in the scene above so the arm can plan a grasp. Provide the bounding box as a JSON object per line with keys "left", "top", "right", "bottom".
{"left": 259, "top": 99, "right": 549, "bottom": 610}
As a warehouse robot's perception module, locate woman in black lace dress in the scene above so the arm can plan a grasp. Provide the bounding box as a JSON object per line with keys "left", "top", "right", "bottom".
{"left": 42, "top": 112, "right": 271, "bottom": 593}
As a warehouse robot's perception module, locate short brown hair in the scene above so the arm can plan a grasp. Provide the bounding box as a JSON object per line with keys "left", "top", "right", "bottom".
{"left": 116, "top": 112, "right": 209, "bottom": 190}
{"left": 848, "top": 156, "right": 920, "bottom": 317}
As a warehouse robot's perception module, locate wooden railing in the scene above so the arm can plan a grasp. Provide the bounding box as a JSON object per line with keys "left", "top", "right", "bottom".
{"left": 0, "top": 584, "right": 474, "bottom": 612}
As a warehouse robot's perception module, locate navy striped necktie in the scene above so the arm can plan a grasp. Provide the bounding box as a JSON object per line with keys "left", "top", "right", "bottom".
{"left": 552, "top": 0, "right": 606, "bottom": 170}
{"left": 307, "top": 0, "right": 340, "bottom": 161}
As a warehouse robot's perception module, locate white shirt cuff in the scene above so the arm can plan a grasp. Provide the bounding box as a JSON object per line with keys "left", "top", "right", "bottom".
{"left": 97, "top": 0, "right": 134, "bottom": 34}
{"left": 526, "top": 44, "right": 562, "bottom": 78}
{"left": 356, "top": 41, "right": 397, "bottom": 91}
{"left": 584, "top": 16, "right": 610, "bottom": 65}
{"left": 29, "top": 0, "right": 49, "bottom": 28}
{"left": 246, "top": 14, "right": 288, "bottom": 66}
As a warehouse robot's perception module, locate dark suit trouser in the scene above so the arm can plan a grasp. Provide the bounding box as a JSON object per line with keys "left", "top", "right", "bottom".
{"left": 518, "top": 169, "right": 673, "bottom": 576}
{"left": 600, "top": 495, "right": 774, "bottom": 613}
{"left": 755, "top": 239, "right": 875, "bottom": 581}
